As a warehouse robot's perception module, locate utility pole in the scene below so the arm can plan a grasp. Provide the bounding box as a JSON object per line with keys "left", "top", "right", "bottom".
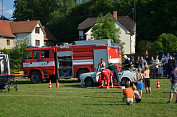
{"left": 1, "top": 0, "right": 4, "bottom": 19}
{"left": 134, "top": 0, "right": 136, "bottom": 23}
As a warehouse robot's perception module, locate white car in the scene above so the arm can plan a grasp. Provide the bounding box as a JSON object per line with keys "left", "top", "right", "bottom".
{"left": 80, "top": 69, "right": 137, "bottom": 87}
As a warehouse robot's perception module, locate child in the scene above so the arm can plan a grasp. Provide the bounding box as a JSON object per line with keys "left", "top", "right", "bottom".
{"left": 132, "top": 86, "right": 141, "bottom": 103}
{"left": 134, "top": 67, "right": 144, "bottom": 97}
{"left": 122, "top": 82, "right": 135, "bottom": 105}
{"left": 144, "top": 65, "right": 151, "bottom": 94}
{"left": 157, "top": 62, "right": 163, "bottom": 78}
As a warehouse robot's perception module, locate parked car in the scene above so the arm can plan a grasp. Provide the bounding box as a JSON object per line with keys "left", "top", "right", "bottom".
{"left": 80, "top": 68, "right": 137, "bottom": 87}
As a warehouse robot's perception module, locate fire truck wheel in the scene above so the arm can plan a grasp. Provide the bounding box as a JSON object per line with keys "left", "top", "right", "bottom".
{"left": 77, "top": 69, "right": 89, "bottom": 81}
{"left": 85, "top": 77, "right": 94, "bottom": 87}
{"left": 121, "top": 77, "right": 130, "bottom": 86}
{"left": 30, "top": 71, "right": 42, "bottom": 84}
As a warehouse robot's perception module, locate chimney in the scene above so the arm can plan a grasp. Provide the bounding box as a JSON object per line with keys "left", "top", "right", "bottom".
{"left": 113, "top": 11, "right": 117, "bottom": 20}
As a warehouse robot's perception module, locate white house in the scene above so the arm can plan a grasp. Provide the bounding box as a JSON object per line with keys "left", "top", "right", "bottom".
{"left": 0, "top": 20, "right": 57, "bottom": 49}
{"left": 78, "top": 11, "right": 136, "bottom": 55}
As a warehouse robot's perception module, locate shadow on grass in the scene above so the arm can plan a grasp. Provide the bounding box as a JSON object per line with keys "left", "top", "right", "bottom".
{"left": 63, "top": 84, "right": 81, "bottom": 88}
{"left": 93, "top": 91, "right": 122, "bottom": 94}
{"left": 84, "top": 95, "right": 122, "bottom": 99}
{"left": 140, "top": 101, "right": 165, "bottom": 104}
{"left": 58, "top": 80, "right": 79, "bottom": 83}
{"left": 16, "top": 80, "right": 32, "bottom": 84}
{"left": 160, "top": 91, "right": 169, "bottom": 94}
{"left": 83, "top": 102, "right": 127, "bottom": 106}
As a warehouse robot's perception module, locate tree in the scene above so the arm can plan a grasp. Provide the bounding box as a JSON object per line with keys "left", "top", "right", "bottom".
{"left": 10, "top": 38, "right": 30, "bottom": 71}
{"left": 137, "top": 40, "right": 153, "bottom": 54}
{"left": 13, "top": 0, "right": 59, "bottom": 25}
{"left": 91, "top": 14, "right": 120, "bottom": 43}
{"left": 153, "top": 33, "right": 177, "bottom": 53}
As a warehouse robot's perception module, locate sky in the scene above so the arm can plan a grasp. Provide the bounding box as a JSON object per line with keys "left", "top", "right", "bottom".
{"left": 0, "top": 0, "right": 15, "bottom": 19}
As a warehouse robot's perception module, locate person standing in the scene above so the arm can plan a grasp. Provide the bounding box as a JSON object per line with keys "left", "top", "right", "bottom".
{"left": 150, "top": 57, "right": 155, "bottom": 78}
{"left": 167, "top": 64, "right": 177, "bottom": 104}
{"left": 172, "top": 56, "right": 176, "bottom": 64}
{"left": 162, "top": 55, "right": 168, "bottom": 78}
{"left": 98, "top": 58, "right": 106, "bottom": 72}
{"left": 144, "top": 65, "right": 151, "bottom": 94}
{"left": 157, "top": 62, "right": 163, "bottom": 78}
{"left": 168, "top": 56, "right": 174, "bottom": 79}
{"left": 155, "top": 56, "right": 159, "bottom": 64}
{"left": 165, "top": 53, "right": 170, "bottom": 63}
{"left": 140, "top": 56, "right": 147, "bottom": 69}
{"left": 108, "top": 62, "right": 120, "bottom": 85}
{"left": 135, "top": 56, "right": 141, "bottom": 68}
{"left": 122, "top": 55, "right": 133, "bottom": 70}
{"left": 134, "top": 67, "right": 144, "bottom": 97}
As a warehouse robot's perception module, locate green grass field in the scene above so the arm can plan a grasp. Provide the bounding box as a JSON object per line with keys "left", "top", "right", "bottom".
{"left": 0, "top": 78, "right": 176, "bottom": 117}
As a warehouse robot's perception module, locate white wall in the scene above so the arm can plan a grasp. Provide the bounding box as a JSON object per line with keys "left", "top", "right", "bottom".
{"left": 31, "top": 23, "right": 44, "bottom": 47}
{"left": 84, "top": 22, "right": 136, "bottom": 54}
{"left": 16, "top": 33, "right": 31, "bottom": 45}
{"left": 85, "top": 28, "right": 94, "bottom": 40}
{"left": 15, "top": 23, "right": 44, "bottom": 47}
{"left": 130, "top": 34, "right": 136, "bottom": 54}
{"left": 115, "top": 22, "right": 132, "bottom": 54}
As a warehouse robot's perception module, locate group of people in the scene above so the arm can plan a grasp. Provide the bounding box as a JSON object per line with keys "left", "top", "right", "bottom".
{"left": 122, "top": 65, "right": 151, "bottom": 105}
{"left": 135, "top": 53, "right": 177, "bottom": 79}
{"left": 123, "top": 62, "right": 177, "bottom": 105}
{"left": 98, "top": 58, "right": 120, "bottom": 88}
{"left": 98, "top": 54, "right": 177, "bottom": 105}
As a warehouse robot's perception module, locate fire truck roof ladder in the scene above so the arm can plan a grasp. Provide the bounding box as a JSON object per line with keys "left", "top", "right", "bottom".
{"left": 74, "top": 39, "right": 112, "bottom": 46}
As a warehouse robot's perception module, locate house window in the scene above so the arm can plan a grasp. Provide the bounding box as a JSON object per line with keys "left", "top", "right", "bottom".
{"left": 35, "top": 40, "right": 40, "bottom": 46}
{"left": 7, "top": 40, "right": 10, "bottom": 45}
{"left": 35, "top": 27, "right": 40, "bottom": 34}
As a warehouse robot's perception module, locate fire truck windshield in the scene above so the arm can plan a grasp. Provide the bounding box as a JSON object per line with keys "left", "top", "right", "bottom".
{"left": 23, "top": 51, "right": 32, "bottom": 59}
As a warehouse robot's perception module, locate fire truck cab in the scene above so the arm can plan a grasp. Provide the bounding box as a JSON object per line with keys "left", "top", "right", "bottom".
{"left": 21, "top": 39, "right": 121, "bottom": 83}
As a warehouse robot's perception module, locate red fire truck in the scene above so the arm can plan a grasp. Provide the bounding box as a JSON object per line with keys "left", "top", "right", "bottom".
{"left": 21, "top": 39, "right": 121, "bottom": 83}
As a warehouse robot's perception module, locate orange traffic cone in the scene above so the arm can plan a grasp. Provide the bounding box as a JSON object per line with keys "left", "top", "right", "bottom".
{"left": 157, "top": 79, "right": 161, "bottom": 89}
{"left": 49, "top": 80, "right": 52, "bottom": 89}
{"left": 56, "top": 80, "right": 59, "bottom": 88}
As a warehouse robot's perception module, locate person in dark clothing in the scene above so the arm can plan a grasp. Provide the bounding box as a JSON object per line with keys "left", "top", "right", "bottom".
{"left": 123, "top": 55, "right": 133, "bottom": 70}
{"left": 135, "top": 56, "right": 141, "bottom": 68}
{"left": 167, "top": 63, "right": 177, "bottom": 104}
{"left": 108, "top": 63, "right": 120, "bottom": 85}
{"left": 168, "top": 56, "right": 174, "bottom": 79}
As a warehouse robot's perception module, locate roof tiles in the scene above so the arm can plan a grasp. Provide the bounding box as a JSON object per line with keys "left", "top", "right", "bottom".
{"left": 78, "top": 14, "right": 136, "bottom": 34}
{"left": 10, "top": 20, "right": 40, "bottom": 34}
{"left": 0, "top": 20, "right": 16, "bottom": 37}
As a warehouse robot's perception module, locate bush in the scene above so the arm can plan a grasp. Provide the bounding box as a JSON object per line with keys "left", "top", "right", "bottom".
{"left": 153, "top": 33, "right": 177, "bottom": 53}
{"left": 0, "top": 38, "right": 29, "bottom": 73}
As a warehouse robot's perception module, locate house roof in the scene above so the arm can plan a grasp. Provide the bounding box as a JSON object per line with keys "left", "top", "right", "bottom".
{"left": 10, "top": 20, "right": 40, "bottom": 33}
{"left": 78, "top": 14, "right": 136, "bottom": 34}
{"left": 43, "top": 26, "right": 57, "bottom": 41}
{"left": 0, "top": 20, "right": 16, "bottom": 37}
{"left": 78, "top": 17, "right": 97, "bottom": 30}
{"left": 0, "top": 20, "right": 49, "bottom": 38}
{"left": 117, "top": 16, "right": 135, "bottom": 34}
